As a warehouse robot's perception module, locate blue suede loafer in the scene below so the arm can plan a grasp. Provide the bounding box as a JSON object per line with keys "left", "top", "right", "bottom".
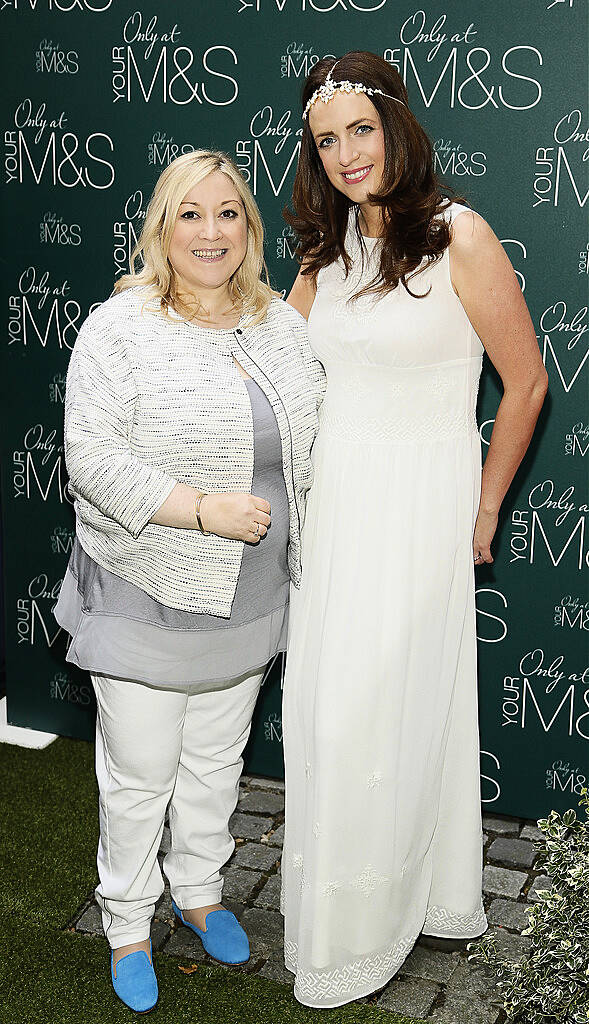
{"left": 110, "top": 940, "right": 158, "bottom": 1013}
{"left": 171, "top": 900, "right": 250, "bottom": 965}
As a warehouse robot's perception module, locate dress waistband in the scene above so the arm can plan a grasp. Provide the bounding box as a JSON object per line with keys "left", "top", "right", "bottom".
{"left": 319, "top": 359, "right": 482, "bottom": 444}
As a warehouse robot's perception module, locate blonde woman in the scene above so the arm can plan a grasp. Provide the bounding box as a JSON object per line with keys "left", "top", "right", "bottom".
{"left": 54, "top": 150, "right": 325, "bottom": 1013}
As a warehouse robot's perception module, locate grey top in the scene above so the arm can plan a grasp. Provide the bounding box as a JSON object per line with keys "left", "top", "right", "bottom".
{"left": 54, "top": 377, "right": 290, "bottom": 689}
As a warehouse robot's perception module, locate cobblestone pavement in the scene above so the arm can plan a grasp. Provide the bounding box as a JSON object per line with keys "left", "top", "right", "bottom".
{"left": 70, "top": 776, "right": 548, "bottom": 1023}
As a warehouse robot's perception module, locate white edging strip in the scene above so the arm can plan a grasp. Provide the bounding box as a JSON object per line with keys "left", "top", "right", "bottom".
{"left": 0, "top": 696, "right": 58, "bottom": 749}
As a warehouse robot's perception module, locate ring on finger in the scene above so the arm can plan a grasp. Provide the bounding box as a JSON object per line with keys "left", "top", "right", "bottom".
{"left": 255, "top": 522, "right": 260, "bottom": 536}
{"left": 474, "top": 552, "right": 482, "bottom": 561}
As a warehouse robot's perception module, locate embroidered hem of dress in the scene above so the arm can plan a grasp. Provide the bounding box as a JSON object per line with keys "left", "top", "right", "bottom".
{"left": 421, "top": 902, "right": 488, "bottom": 938}
{"left": 283, "top": 934, "right": 418, "bottom": 1008}
{"left": 281, "top": 901, "right": 487, "bottom": 1007}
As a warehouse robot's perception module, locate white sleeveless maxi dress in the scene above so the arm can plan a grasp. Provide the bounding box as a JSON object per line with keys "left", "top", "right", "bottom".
{"left": 281, "top": 203, "right": 488, "bottom": 1008}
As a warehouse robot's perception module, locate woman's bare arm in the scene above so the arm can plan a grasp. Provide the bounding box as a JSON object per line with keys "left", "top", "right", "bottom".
{"left": 449, "top": 211, "right": 548, "bottom": 564}
{"left": 286, "top": 268, "right": 317, "bottom": 321}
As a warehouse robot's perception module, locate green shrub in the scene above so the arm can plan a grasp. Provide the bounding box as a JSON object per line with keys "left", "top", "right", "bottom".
{"left": 468, "top": 789, "right": 589, "bottom": 1024}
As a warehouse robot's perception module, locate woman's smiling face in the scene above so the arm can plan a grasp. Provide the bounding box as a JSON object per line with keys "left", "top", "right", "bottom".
{"left": 168, "top": 170, "right": 248, "bottom": 297}
{"left": 308, "top": 90, "right": 386, "bottom": 209}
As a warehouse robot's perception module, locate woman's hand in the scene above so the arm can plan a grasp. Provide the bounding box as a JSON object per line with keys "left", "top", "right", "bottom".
{"left": 150, "top": 483, "right": 271, "bottom": 539}
{"left": 473, "top": 508, "right": 498, "bottom": 566}
{"left": 200, "top": 493, "right": 271, "bottom": 544}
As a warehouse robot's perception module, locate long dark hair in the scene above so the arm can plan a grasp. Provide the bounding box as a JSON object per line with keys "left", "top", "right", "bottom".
{"left": 284, "top": 51, "right": 464, "bottom": 299}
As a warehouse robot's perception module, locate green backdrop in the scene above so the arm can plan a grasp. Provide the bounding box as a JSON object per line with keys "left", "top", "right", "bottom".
{"left": 1, "top": 0, "right": 587, "bottom": 818}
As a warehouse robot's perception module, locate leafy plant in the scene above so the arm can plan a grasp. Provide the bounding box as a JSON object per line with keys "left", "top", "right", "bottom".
{"left": 468, "top": 788, "right": 589, "bottom": 1024}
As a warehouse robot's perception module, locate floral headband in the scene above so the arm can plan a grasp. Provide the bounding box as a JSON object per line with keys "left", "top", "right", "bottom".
{"left": 302, "top": 60, "right": 406, "bottom": 121}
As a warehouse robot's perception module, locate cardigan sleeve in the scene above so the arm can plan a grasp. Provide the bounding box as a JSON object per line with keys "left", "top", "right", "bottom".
{"left": 64, "top": 311, "right": 177, "bottom": 539}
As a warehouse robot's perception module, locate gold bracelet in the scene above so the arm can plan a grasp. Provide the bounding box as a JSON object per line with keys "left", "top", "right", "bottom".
{"left": 195, "top": 492, "right": 210, "bottom": 535}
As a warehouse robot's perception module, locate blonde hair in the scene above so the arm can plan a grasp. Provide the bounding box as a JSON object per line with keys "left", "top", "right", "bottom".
{"left": 115, "top": 150, "right": 275, "bottom": 325}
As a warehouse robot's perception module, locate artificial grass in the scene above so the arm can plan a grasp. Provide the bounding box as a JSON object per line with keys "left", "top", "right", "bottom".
{"left": 0, "top": 738, "right": 419, "bottom": 1024}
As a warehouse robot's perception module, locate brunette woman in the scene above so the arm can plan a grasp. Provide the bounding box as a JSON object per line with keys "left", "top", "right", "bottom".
{"left": 280, "top": 52, "right": 547, "bottom": 1007}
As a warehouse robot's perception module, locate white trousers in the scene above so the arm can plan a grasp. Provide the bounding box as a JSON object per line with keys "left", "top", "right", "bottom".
{"left": 91, "top": 670, "right": 263, "bottom": 949}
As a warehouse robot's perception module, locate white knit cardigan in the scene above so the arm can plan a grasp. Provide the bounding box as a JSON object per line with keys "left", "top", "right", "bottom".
{"left": 64, "top": 287, "right": 326, "bottom": 614}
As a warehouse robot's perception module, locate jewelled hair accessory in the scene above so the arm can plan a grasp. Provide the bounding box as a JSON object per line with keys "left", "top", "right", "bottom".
{"left": 302, "top": 60, "right": 406, "bottom": 121}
